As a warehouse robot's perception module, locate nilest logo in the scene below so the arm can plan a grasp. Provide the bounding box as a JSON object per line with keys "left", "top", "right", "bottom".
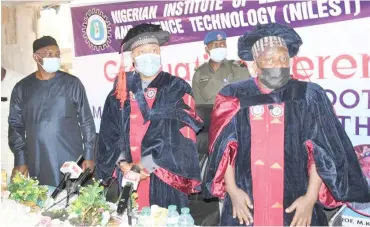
{"left": 82, "top": 8, "right": 112, "bottom": 51}
{"left": 251, "top": 105, "right": 264, "bottom": 120}
{"left": 145, "top": 89, "right": 156, "bottom": 99}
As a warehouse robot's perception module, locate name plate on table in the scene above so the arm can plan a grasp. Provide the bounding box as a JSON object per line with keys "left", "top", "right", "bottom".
{"left": 342, "top": 208, "right": 370, "bottom": 227}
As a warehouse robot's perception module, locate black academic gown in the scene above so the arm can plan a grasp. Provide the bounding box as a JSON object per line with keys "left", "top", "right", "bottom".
{"left": 204, "top": 78, "right": 370, "bottom": 226}
{"left": 96, "top": 71, "right": 204, "bottom": 209}
{"left": 8, "top": 71, "right": 96, "bottom": 186}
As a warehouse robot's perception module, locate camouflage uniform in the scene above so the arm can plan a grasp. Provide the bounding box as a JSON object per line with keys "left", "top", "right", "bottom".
{"left": 192, "top": 60, "right": 251, "bottom": 105}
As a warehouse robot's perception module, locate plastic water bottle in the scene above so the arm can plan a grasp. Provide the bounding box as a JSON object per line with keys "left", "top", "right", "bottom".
{"left": 166, "top": 205, "right": 180, "bottom": 227}
{"left": 178, "top": 207, "right": 194, "bottom": 226}
{"left": 137, "top": 206, "right": 151, "bottom": 227}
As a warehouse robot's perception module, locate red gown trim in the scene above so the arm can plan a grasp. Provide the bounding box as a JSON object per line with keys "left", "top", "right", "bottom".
{"left": 305, "top": 140, "right": 344, "bottom": 208}
{"left": 250, "top": 103, "right": 285, "bottom": 226}
{"left": 154, "top": 168, "right": 201, "bottom": 194}
{"left": 129, "top": 89, "right": 157, "bottom": 209}
{"left": 209, "top": 95, "right": 240, "bottom": 154}
{"left": 183, "top": 93, "right": 203, "bottom": 124}
{"left": 210, "top": 141, "right": 238, "bottom": 199}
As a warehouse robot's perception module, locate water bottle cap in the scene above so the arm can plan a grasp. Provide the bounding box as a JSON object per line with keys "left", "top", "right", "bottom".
{"left": 150, "top": 205, "right": 159, "bottom": 211}
{"left": 168, "top": 205, "right": 177, "bottom": 211}
{"left": 181, "top": 207, "right": 190, "bottom": 214}
{"left": 142, "top": 207, "right": 151, "bottom": 215}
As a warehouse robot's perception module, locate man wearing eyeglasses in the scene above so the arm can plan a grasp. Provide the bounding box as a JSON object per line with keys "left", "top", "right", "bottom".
{"left": 192, "top": 31, "right": 251, "bottom": 105}
{"left": 8, "top": 36, "right": 96, "bottom": 187}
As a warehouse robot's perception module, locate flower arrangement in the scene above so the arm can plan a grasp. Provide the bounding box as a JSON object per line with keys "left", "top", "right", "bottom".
{"left": 67, "top": 181, "right": 112, "bottom": 226}
{"left": 7, "top": 171, "right": 48, "bottom": 208}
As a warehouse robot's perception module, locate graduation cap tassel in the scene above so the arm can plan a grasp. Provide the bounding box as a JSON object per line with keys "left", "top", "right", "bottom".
{"left": 113, "top": 52, "right": 127, "bottom": 109}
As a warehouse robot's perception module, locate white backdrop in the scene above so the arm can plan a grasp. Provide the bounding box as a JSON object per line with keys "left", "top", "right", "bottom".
{"left": 72, "top": 17, "right": 370, "bottom": 147}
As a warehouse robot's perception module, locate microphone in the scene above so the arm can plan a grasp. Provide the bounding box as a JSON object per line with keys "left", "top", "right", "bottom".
{"left": 65, "top": 168, "right": 91, "bottom": 208}
{"left": 71, "top": 168, "right": 92, "bottom": 193}
{"left": 60, "top": 161, "right": 83, "bottom": 179}
{"left": 121, "top": 165, "right": 141, "bottom": 190}
{"left": 116, "top": 165, "right": 141, "bottom": 215}
{"left": 51, "top": 155, "right": 84, "bottom": 199}
{"left": 63, "top": 167, "right": 92, "bottom": 208}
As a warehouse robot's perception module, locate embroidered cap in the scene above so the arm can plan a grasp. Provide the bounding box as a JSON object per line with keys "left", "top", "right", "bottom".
{"left": 238, "top": 23, "right": 302, "bottom": 61}
{"left": 119, "top": 23, "right": 170, "bottom": 53}
{"left": 114, "top": 24, "right": 170, "bottom": 109}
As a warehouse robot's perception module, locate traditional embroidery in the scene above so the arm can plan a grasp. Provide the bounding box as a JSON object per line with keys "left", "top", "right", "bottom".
{"left": 271, "top": 202, "right": 283, "bottom": 208}
{"left": 131, "top": 36, "right": 159, "bottom": 50}
{"left": 270, "top": 163, "right": 282, "bottom": 169}
{"left": 252, "top": 36, "right": 286, "bottom": 59}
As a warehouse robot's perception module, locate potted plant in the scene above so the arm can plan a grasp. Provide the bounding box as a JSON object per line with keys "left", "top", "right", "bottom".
{"left": 67, "top": 181, "right": 113, "bottom": 226}
{"left": 7, "top": 171, "right": 48, "bottom": 210}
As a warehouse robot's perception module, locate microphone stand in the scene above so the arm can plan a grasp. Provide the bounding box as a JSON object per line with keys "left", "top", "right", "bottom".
{"left": 65, "top": 168, "right": 92, "bottom": 208}
{"left": 74, "top": 168, "right": 91, "bottom": 195}
{"left": 127, "top": 190, "right": 133, "bottom": 226}
{"left": 52, "top": 172, "right": 71, "bottom": 199}
{"left": 65, "top": 177, "right": 72, "bottom": 208}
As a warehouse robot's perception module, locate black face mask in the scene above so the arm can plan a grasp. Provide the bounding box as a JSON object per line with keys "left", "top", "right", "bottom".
{"left": 259, "top": 67, "right": 291, "bottom": 89}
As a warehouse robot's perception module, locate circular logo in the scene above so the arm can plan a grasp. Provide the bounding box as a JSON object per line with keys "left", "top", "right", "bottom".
{"left": 270, "top": 105, "right": 284, "bottom": 118}
{"left": 82, "top": 8, "right": 112, "bottom": 51}
{"left": 251, "top": 105, "right": 264, "bottom": 117}
{"left": 146, "top": 89, "right": 156, "bottom": 99}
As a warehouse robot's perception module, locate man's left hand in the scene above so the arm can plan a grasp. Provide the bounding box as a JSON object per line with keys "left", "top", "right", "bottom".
{"left": 82, "top": 160, "right": 95, "bottom": 172}
{"left": 286, "top": 195, "right": 315, "bottom": 226}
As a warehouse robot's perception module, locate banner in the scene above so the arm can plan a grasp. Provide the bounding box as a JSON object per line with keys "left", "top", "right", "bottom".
{"left": 70, "top": 0, "right": 370, "bottom": 153}
{"left": 71, "top": 0, "right": 369, "bottom": 56}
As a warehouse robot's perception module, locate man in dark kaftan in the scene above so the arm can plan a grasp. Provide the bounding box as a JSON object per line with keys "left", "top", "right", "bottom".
{"left": 96, "top": 24, "right": 203, "bottom": 210}
{"left": 204, "top": 23, "right": 370, "bottom": 226}
{"left": 8, "top": 36, "right": 96, "bottom": 187}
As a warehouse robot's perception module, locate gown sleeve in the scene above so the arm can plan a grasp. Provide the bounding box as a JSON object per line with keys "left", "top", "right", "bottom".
{"left": 303, "top": 83, "right": 370, "bottom": 207}
{"left": 140, "top": 79, "right": 204, "bottom": 194}
{"left": 73, "top": 79, "right": 96, "bottom": 160}
{"left": 8, "top": 84, "right": 27, "bottom": 166}
{"left": 204, "top": 93, "right": 240, "bottom": 199}
{"left": 96, "top": 91, "right": 125, "bottom": 181}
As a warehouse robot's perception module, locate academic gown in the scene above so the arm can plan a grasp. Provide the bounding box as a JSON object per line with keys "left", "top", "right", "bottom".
{"left": 96, "top": 71, "right": 203, "bottom": 210}
{"left": 204, "top": 78, "right": 370, "bottom": 226}
{"left": 8, "top": 71, "right": 96, "bottom": 187}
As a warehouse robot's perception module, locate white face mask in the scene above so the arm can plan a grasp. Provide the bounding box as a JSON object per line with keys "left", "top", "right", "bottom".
{"left": 37, "top": 55, "right": 61, "bottom": 73}
{"left": 209, "top": 48, "right": 227, "bottom": 63}
{"left": 134, "top": 53, "right": 161, "bottom": 77}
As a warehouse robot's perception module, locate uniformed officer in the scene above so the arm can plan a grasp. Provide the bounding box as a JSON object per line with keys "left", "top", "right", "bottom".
{"left": 192, "top": 31, "right": 251, "bottom": 105}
